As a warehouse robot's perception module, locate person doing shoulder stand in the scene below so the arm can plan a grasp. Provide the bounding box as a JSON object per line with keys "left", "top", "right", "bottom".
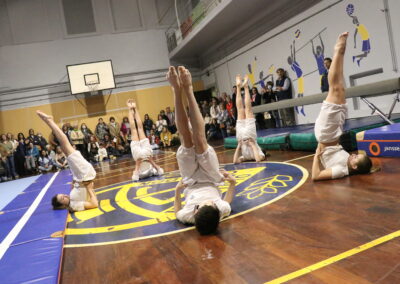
{"left": 36, "top": 111, "right": 98, "bottom": 212}
{"left": 312, "top": 32, "right": 377, "bottom": 181}
{"left": 233, "top": 75, "right": 266, "bottom": 164}
{"left": 167, "top": 66, "right": 236, "bottom": 235}
{"left": 127, "top": 99, "right": 164, "bottom": 181}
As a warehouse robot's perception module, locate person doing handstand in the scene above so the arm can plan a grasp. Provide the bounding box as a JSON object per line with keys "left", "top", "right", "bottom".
{"left": 167, "top": 66, "right": 236, "bottom": 235}
{"left": 37, "top": 111, "right": 98, "bottom": 212}
{"left": 126, "top": 99, "right": 164, "bottom": 181}
{"left": 312, "top": 32, "right": 375, "bottom": 181}
{"left": 233, "top": 75, "right": 266, "bottom": 163}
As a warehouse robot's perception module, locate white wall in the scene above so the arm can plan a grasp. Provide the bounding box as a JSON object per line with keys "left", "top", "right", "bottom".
{"left": 203, "top": 0, "right": 400, "bottom": 124}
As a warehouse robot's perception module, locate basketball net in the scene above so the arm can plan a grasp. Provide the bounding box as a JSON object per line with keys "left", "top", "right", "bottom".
{"left": 87, "top": 81, "right": 99, "bottom": 94}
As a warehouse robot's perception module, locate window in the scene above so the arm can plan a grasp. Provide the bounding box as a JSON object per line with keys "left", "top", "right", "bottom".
{"left": 62, "top": 0, "right": 96, "bottom": 35}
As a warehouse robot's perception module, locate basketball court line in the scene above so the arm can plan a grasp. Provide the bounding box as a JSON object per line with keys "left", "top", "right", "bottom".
{"left": 265, "top": 229, "right": 400, "bottom": 283}
{"left": 0, "top": 172, "right": 59, "bottom": 260}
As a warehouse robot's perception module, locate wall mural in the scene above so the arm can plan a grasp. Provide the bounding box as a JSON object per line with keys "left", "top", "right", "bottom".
{"left": 288, "top": 39, "right": 305, "bottom": 116}
{"left": 347, "top": 4, "right": 371, "bottom": 66}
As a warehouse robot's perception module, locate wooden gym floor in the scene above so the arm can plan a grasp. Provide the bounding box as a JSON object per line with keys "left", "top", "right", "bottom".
{"left": 61, "top": 141, "right": 400, "bottom": 284}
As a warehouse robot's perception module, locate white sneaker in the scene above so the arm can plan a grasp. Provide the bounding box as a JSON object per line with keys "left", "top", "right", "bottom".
{"left": 132, "top": 172, "right": 139, "bottom": 181}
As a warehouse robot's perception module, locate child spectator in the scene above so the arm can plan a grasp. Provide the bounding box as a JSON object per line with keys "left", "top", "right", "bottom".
{"left": 54, "top": 146, "right": 69, "bottom": 170}
{"left": 160, "top": 126, "right": 172, "bottom": 148}
{"left": 38, "top": 149, "right": 53, "bottom": 173}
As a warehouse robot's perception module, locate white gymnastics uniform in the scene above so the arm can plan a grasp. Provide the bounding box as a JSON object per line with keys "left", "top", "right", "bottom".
{"left": 236, "top": 118, "right": 265, "bottom": 161}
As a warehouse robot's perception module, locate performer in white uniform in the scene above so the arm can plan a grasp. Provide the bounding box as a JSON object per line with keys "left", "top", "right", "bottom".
{"left": 126, "top": 99, "right": 164, "bottom": 181}
{"left": 167, "top": 66, "right": 236, "bottom": 235}
{"left": 233, "top": 75, "right": 266, "bottom": 163}
{"left": 312, "top": 32, "right": 374, "bottom": 180}
{"left": 36, "top": 111, "right": 98, "bottom": 212}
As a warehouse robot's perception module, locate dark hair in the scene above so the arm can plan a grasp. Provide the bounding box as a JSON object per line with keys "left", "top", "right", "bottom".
{"left": 324, "top": 57, "right": 332, "bottom": 63}
{"left": 109, "top": 116, "right": 115, "bottom": 122}
{"left": 52, "top": 195, "right": 64, "bottom": 209}
{"left": 353, "top": 154, "right": 372, "bottom": 174}
{"left": 194, "top": 205, "right": 220, "bottom": 235}
{"left": 276, "top": 68, "right": 284, "bottom": 72}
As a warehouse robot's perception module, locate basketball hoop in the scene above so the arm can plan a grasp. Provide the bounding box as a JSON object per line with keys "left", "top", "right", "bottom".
{"left": 87, "top": 81, "right": 99, "bottom": 94}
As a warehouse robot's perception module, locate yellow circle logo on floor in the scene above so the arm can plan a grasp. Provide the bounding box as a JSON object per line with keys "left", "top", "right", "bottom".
{"left": 65, "top": 162, "right": 308, "bottom": 247}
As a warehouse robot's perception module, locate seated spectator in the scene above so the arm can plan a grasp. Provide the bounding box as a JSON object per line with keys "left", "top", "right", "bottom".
{"left": 201, "top": 100, "right": 210, "bottom": 117}
{"left": 104, "top": 134, "right": 120, "bottom": 159}
{"left": 36, "top": 133, "right": 48, "bottom": 150}
{"left": 160, "top": 126, "right": 172, "bottom": 148}
{"left": 207, "top": 118, "right": 220, "bottom": 141}
{"left": 88, "top": 136, "right": 100, "bottom": 163}
{"left": 220, "top": 92, "right": 228, "bottom": 103}
{"left": 217, "top": 102, "right": 229, "bottom": 138}
{"left": 108, "top": 117, "right": 120, "bottom": 139}
{"left": 120, "top": 117, "right": 131, "bottom": 143}
{"left": 98, "top": 143, "right": 108, "bottom": 162}
{"left": 54, "top": 146, "right": 69, "bottom": 170}
{"left": 25, "top": 141, "right": 39, "bottom": 174}
{"left": 46, "top": 144, "right": 56, "bottom": 161}
{"left": 143, "top": 114, "right": 154, "bottom": 137}
{"left": 226, "top": 96, "right": 235, "bottom": 120}
{"left": 160, "top": 109, "right": 170, "bottom": 126}
{"left": 38, "top": 149, "right": 53, "bottom": 173}
{"left": 210, "top": 97, "right": 221, "bottom": 119}
{"left": 148, "top": 129, "right": 160, "bottom": 150}
{"left": 204, "top": 113, "right": 211, "bottom": 134}
{"left": 155, "top": 114, "right": 167, "bottom": 136}
{"left": 95, "top": 118, "right": 109, "bottom": 142}
{"left": 70, "top": 124, "right": 86, "bottom": 158}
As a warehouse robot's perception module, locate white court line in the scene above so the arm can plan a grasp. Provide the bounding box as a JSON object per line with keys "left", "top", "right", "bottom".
{"left": 284, "top": 153, "right": 315, "bottom": 163}
{"left": 0, "top": 172, "right": 59, "bottom": 260}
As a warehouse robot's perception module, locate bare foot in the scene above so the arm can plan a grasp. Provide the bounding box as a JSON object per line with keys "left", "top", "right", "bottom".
{"left": 241, "top": 75, "right": 249, "bottom": 88}
{"left": 36, "top": 110, "right": 53, "bottom": 122}
{"left": 334, "top": 32, "right": 349, "bottom": 55}
{"left": 166, "top": 66, "right": 180, "bottom": 89}
{"left": 235, "top": 74, "right": 242, "bottom": 87}
{"left": 126, "top": 99, "right": 136, "bottom": 109}
{"left": 178, "top": 66, "right": 192, "bottom": 88}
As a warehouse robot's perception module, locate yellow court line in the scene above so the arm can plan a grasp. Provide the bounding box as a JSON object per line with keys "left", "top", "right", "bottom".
{"left": 265, "top": 229, "right": 400, "bottom": 284}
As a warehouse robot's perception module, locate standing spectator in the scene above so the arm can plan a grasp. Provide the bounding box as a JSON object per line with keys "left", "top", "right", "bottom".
{"left": 231, "top": 86, "right": 238, "bottom": 119}
{"left": 155, "top": 114, "right": 167, "bottom": 136}
{"left": 54, "top": 146, "right": 68, "bottom": 170}
{"left": 201, "top": 101, "right": 210, "bottom": 117}
{"left": 81, "top": 123, "right": 93, "bottom": 153}
{"left": 70, "top": 125, "right": 86, "bottom": 158}
{"left": 108, "top": 117, "right": 120, "bottom": 139}
{"left": 220, "top": 92, "right": 228, "bottom": 103}
{"left": 36, "top": 133, "right": 48, "bottom": 150}
{"left": 25, "top": 142, "right": 39, "bottom": 173}
{"left": 61, "top": 125, "right": 72, "bottom": 144}
{"left": 166, "top": 107, "right": 176, "bottom": 134}
{"left": 143, "top": 114, "right": 154, "bottom": 137}
{"left": 251, "top": 87, "right": 262, "bottom": 106}
{"left": 28, "top": 129, "right": 40, "bottom": 146}
{"left": 226, "top": 95, "right": 235, "bottom": 120}
{"left": 217, "top": 102, "right": 229, "bottom": 138}
{"left": 321, "top": 57, "right": 332, "bottom": 92}
{"left": 210, "top": 97, "right": 221, "bottom": 119}
{"left": 0, "top": 152, "right": 7, "bottom": 182}
{"left": 120, "top": 117, "right": 130, "bottom": 143}
{"left": 160, "top": 126, "right": 172, "bottom": 148}
{"left": 1, "top": 134, "right": 18, "bottom": 179}
{"left": 262, "top": 81, "right": 277, "bottom": 129}
{"left": 275, "top": 68, "right": 295, "bottom": 127}
{"left": 204, "top": 113, "right": 211, "bottom": 134}
{"left": 38, "top": 150, "right": 53, "bottom": 173}
{"left": 15, "top": 133, "right": 27, "bottom": 176}
{"left": 95, "top": 118, "right": 109, "bottom": 142}
{"left": 160, "top": 109, "right": 170, "bottom": 126}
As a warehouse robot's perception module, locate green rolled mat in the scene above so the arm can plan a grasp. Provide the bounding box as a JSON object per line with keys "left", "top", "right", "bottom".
{"left": 289, "top": 133, "right": 318, "bottom": 151}
{"left": 224, "top": 137, "right": 238, "bottom": 149}
{"left": 257, "top": 135, "right": 289, "bottom": 150}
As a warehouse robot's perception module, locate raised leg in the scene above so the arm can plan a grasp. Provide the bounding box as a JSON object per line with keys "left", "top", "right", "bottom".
{"left": 325, "top": 32, "right": 349, "bottom": 105}
{"left": 126, "top": 99, "right": 140, "bottom": 142}
{"left": 242, "top": 75, "right": 254, "bottom": 119}
{"left": 178, "top": 66, "right": 207, "bottom": 154}
{"left": 131, "top": 104, "right": 147, "bottom": 140}
{"left": 166, "top": 66, "right": 193, "bottom": 148}
{"left": 235, "top": 75, "right": 246, "bottom": 120}
{"left": 36, "top": 111, "right": 74, "bottom": 157}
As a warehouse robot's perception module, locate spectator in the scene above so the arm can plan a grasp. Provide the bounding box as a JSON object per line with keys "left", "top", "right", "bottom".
{"left": 148, "top": 129, "right": 159, "bottom": 150}
{"left": 49, "top": 131, "right": 60, "bottom": 147}
{"left": 1, "top": 134, "right": 18, "bottom": 179}
{"left": 217, "top": 102, "right": 229, "bottom": 138}
{"left": 0, "top": 153, "right": 7, "bottom": 182}
{"left": 201, "top": 101, "right": 210, "bottom": 117}
{"left": 70, "top": 125, "right": 86, "bottom": 158}
{"left": 207, "top": 118, "right": 219, "bottom": 141}
{"left": 28, "top": 129, "right": 39, "bottom": 146}
{"left": 160, "top": 126, "right": 172, "bottom": 148}
{"left": 15, "top": 133, "right": 27, "bottom": 176}
{"left": 160, "top": 109, "right": 170, "bottom": 126}
{"left": 274, "top": 68, "right": 295, "bottom": 127}
{"left": 25, "top": 142, "right": 39, "bottom": 173}
{"left": 263, "top": 81, "right": 275, "bottom": 104}
{"left": 166, "top": 107, "right": 176, "bottom": 134}
{"left": 81, "top": 123, "right": 93, "bottom": 153}
{"left": 36, "top": 133, "right": 48, "bottom": 150}
{"left": 226, "top": 95, "right": 235, "bottom": 120}
{"left": 98, "top": 143, "right": 108, "bottom": 162}
{"left": 143, "top": 114, "right": 154, "bottom": 137}
{"left": 210, "top": 97, "right": 221, "bottom": 119}
{"left": 61, "top": 125, "right": 72, "bottom": 144}
{"left": 220, "top": 92, "right": 228, "bottom": 103}
{"left": 95, "top": 118, "right": 109, "bottom": 142}
{"left": 38, "top": 149, "right": 53, "bottom": 173}
{"left": 46, "top": 144, "right": 56, "bottom": 161}
{"left": 104, "top": 134, "right": 120, "bottom": 159}
{"left": 251, "top": 87, "right": 262, "bottom": 106}
{"left": 321, "top": 57, "right": 332, "bottom": 92}
{"left": 231, "top": 86, "right": 238, "bottom": 119}
{"left": 120, "top": 117, "right": 130, "bottom": 143}
{"left": 108, "top": 117, "right": 120, "bottom": 139}
{"left": 88, "top": 136, "right": 100, "bottom": 162}
{"left": 155, "top": 114, "right": 167, "bottom": 136}
{"left": 54, "top": 146, "right": 68, "bottom": 170}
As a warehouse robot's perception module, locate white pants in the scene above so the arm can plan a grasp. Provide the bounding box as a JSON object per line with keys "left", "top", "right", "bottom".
{"left": 236, "top": 118, "right": 257, "bottom": 141}
{"left": 130, "top": 138, "right": 153, "bottom": 161}
{"left": 315, "top": 101, "right": 348, "bottom": 143}
{"left": 67, "top": 151, "right": 96, "bottom": 182}
{"left": 176, "top": 145, "right": 223, "bottom": 186}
